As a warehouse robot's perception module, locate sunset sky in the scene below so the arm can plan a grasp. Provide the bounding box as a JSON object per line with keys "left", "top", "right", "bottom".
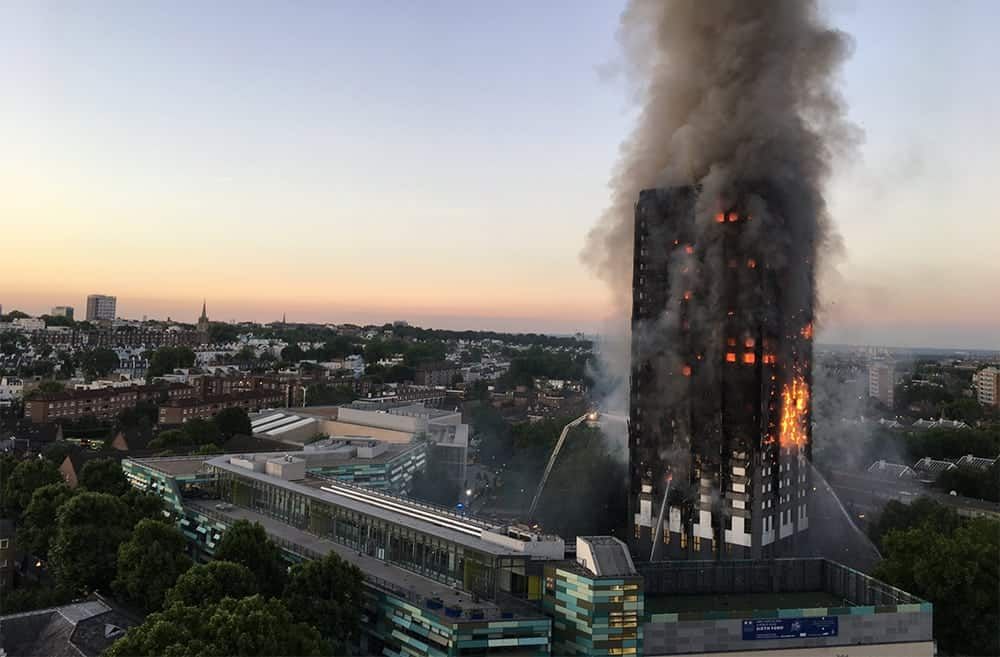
{"left": 2, "top": 1, "right": 998, "bottom": 347}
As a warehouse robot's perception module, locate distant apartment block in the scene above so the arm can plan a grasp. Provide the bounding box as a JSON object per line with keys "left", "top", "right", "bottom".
{"left": 414, "top": 361, "right": 461, "bottom": 386}
{"left": 869, "top": 361, "right": 895, "bottom": 407}
{"left": 85, "top": 294, "right": 117, "bottom": 321}
{"left": 0, "top": 377, "right": 24, "bottom": 406}
{"left": 12, "top": 317, "right": 44, "bottom": 331}
{"left": 158, "top": 391, "right": 284, "bottom": 425}
{"left": 975, "top": 366, "right": 999, "bottom": 407}
{"left": 25, "top": 383, "right": 197, "bottom": 424}
{"left": 50, "top": 306, "right": 74, "bottom": 319}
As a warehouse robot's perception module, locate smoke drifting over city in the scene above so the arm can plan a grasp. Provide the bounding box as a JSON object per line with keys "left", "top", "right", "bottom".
{"left": 585, "top": 0, "right": 857, "bottom": 325}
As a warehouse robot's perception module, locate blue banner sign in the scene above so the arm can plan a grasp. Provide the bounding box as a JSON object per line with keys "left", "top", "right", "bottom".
{"left": 742, "top": 616, "right": 838, "bottom": 640}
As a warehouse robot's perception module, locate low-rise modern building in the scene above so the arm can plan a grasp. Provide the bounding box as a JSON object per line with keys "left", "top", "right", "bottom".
{"left": 123, "top": 453, "right": 563, "bottom": 656}
{"left": 302, "top": 438, "right": 427, "bottom": 494}
{"left": 123, "top": 452, "right": 935, "bottom": 657}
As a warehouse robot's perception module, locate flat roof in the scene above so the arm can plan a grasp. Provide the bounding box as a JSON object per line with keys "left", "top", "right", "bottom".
{"left": 204, "top": 454, "right": 515, "bottom": 556}
{"left": 128, "top": 456, "right": 213, "bottom": 476}
{"left": 184, "top": 500, "right": 537, "bottom": 621}
{"left": 303, "top": 442, "right": 422, "bottom": 467}
{"left": 645, "top": 591, "right": 847, "bottom": 614}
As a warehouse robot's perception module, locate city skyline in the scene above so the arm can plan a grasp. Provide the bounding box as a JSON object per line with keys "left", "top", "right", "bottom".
{"left": 3, "top": 1, "right": 998, "bottom": 348}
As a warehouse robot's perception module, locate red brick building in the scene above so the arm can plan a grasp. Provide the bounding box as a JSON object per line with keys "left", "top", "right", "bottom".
{"left": 25, "top": 383, "right": 196, "bottom": 424}
{"left": 158, "top": 390, "right": 284, "bottom": 425}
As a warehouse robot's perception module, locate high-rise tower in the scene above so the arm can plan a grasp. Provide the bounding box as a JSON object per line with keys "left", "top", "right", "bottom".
{"left": 629, "top": 187, "right": 813, "bottom": 561}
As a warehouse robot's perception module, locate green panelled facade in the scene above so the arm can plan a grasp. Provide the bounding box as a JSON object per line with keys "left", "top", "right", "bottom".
{"left": 543, "top": 564, "right": 643, "bottom": 656}
{"left": 364, "top": 590, "right": 551, "bottom": 657}
{"left": 124, "top": 458, "right": 554, "bottom": 657}
{"left": 308, "top": 444, "right": 426, "bottom": 494}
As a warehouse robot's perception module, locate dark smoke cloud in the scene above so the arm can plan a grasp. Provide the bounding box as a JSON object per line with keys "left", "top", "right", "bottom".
{"left": 584, "top": 0, "right": 859, "bottom": 316}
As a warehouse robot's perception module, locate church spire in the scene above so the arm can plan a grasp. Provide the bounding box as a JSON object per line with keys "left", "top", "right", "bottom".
{"left": 200, "top": 299, "right": 208, "bottom": 321}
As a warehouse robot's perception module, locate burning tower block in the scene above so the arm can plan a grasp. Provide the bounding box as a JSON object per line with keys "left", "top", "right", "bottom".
{"left": 629, "top": 187, "right": 813, "bottom": 561}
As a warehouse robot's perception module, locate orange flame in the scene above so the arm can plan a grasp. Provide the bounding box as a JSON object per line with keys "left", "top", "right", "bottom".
{"left": 715, "top": 212, "right": 726, "bottom": 223}
{"left": 801, "top": 323, "right": 813, "bottom": 340}
{"left": 726, "top": 352, "right": 737, "bottom": 363}
{"left": 779, "top": 376, "right": 810, "bottom": 447}
{"left": 743, "top": 353, "right": 756, "bottom": 365}
{"left": 681, "top": 365, "right": 692, "bottom": 377}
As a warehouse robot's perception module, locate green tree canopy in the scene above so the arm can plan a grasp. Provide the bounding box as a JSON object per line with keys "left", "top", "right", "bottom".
{"left": 121, "top": 488, "right": 165, "bottom": 527}
{"left": 214, "top": 407, "right": 251, "bottom": 438}
{"left": 213, "top": 520, "right": 287, "bottom": 597}
{"left": 184, "top": 418, "right": 222, "bottom": 445}
{"left": 18, "top": 483, "right": 77, "bottom": 560}
{"left": 36, "top": 379, "right": 66, "bottom": 394}
{"left": 868, "top": 497, "right": 962, "bottom": 550}
{"left": 875, "top": 517, "right": 1000, "bottom": 656}
{"left": 78, "top": 458, "right": 129, "bottom": 496}
{"left": 282, "top": 552, "right": 364, "bottom": 650}
{"left": 146, "top": 346, "right": 197, "bottom": 381}
{"left": 42, "top": 441, "right": 73, "bottom": 467}
{"left": 113, "top": 519, "right": 192, "bottom": 612}
{"left": 165, "top": 561, "right": 257, "bottom": 608}
{"left": 104, "top": 595, "right": 325, "bottom": 657}
{"left": 50, "top": 492, "right": 134, "bottom": 593}
{"left": 79, "top": 348, "right": 120, "bottom": 379}
{"left": 2, "top": 458, "right": 62, "bottom": 519}
{"left": 280, "top": 344, "right": 305, "bottom": 362}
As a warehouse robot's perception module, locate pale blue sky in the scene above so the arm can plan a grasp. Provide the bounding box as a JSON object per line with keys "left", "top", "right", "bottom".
{"left": 2, "top": 1, "right": 997, "bottom": 347}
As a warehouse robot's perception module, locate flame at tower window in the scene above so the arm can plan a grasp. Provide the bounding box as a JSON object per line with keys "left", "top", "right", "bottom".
{"left": 779, "top": 375, "right": 810, "bottom": 447}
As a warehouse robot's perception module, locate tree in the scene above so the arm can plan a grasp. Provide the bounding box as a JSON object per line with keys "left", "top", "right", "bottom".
{"left": 166, "top": 561, "right": 257, "bottom": 608}
{"left": 280, "top": 344, "right": 305, "bottom": 362}
{"left": 148, "top": 428, "right": 191, "bottom": 452}
{"left": 105, "top": 595, "right": 325, "bottom": 657}
{"left": 282, "top": 552, "right": 364, "bottom": 650}
{"left": 875, "top": 517, "right": 1000, "bottom": 656}
{"left": 185, "top": 418, "right": 222, "bottom": 445}
{"left": 208, "top": 322, "right": 239, "bottom": 344}
{"left": 79, "top": 457, "right": 129, "bottom": 496}
{"left": 213, "top": 520, "right": 287, "bottom": 597}
{"left": 868, "top": 497, "right": 962, "bottom": 550}
{"left": 122, "top": 488, "right": 165, "bottom": 527}
{"left": 42, "top": 441, "right": 73, "bottom": 466}
{"left": 41, "top": 314, "right": 75, "bottom": 328}
{"left": 113, "top": 519, "right": 192, "bottom": 612}
{"left": 5, "top": 310, "right": 29, "bottom": 319}
{"left": 2, "top": 458, "right": 62, "bottom": 519}
{"left": 18, "top": 483, "right": 77, "bottom": 560}
{"left": 146, "top": 346, "right": 196, "bottom": 381}
{"left": 937, "top": 462, "right": 1000, "bottom": 502}
{"left": 214, "top": 407, "right": 251, "bottom": 438}
{"left": 49, "top": 492, "right": 133, "bottom": 593}
{"left": 79, "top": 347, "right": 119, "bottom": 379}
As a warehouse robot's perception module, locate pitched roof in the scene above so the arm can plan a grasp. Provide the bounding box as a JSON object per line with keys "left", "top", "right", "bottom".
{"left": 0, "top": 597, "right": 140, "bottom": 657}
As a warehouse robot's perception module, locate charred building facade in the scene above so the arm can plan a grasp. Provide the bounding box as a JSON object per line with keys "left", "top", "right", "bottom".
{"left": 629, "top": 187, "right": 813, "bottom": 561}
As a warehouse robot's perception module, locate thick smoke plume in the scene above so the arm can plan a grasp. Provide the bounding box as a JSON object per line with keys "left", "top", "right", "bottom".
{"left": 581, "top": 1, "right": 861, "bottom": 558}
{"left": 584, "top": 0, "right": 857, "bottom": 322}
